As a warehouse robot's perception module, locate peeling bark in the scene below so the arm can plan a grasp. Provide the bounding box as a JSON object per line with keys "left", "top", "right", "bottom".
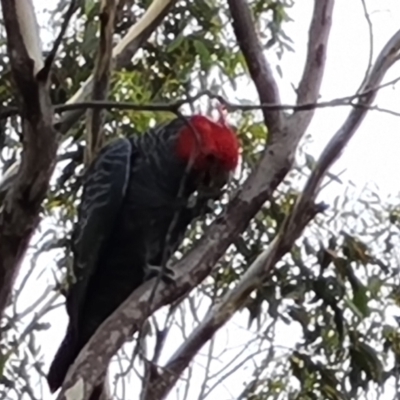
{"left": 0, "top": 0, "right": 57, "bottom": 319}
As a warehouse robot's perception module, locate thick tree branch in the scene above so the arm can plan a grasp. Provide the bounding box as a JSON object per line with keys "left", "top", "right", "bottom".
{"left": 55, "top": 2, "right": 334, "bottom": 400}
{"left": 0, "top": 0, "right": 57, "bottom": 319}
{"left": 227, "top": 0, "right": 283, "bottom": 135}
{"left": 142, "top": 27, "right": 400, "bottom": 400}
{"left": 85, "top": 0, "right": 118, "bottom": 165}
{"left": 291, "top": 0, "right": 334, "bottom": 133}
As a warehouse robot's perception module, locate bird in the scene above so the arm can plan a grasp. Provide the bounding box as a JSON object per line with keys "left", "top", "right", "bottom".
{"left": 46, "top": 107, "right": 240, "bottom": 394}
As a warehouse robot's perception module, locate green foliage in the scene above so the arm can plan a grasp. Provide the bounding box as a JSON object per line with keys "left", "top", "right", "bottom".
{"left": 0, "top": 1, "right": 399, "bottom": 400}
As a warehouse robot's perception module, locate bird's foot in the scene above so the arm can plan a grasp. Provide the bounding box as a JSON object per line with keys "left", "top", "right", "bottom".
{"left": 186, "top": 193, "right": 214, "bottom": 216}
{"left": 144, "top": 264, "right": 175, "bottom": 285}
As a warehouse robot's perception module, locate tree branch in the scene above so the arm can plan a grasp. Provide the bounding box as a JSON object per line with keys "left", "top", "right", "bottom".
{"left": 227, "top": 0, "right": 283, "bottom": 135}
{"left": 85, "top": 0, "right": 118, "bottom": 165}
{"left": 357, "top": 0, "right": 374, "bottom": 93}
{"left": 291, "top": 0, "right": 335, "bottom": 133}
{"left": 297, "top": 28, "right": 400, "bottom": 198}
{"left": 2, "top": 75, "right": 400, "bottom": 123}
{"left": 0, "top": 0, "right": 57, "bottom": 319}
{"left": 39, "top": 0, "right": 79, "bottom": 81}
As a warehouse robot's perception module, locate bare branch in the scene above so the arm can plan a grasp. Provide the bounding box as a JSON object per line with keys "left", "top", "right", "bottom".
{"left": 76, "top": 2, "right": 120, "bottom": 398}
{"left": 85, "top": 0, "right": 118, "bottom": 165}
{"left": 0, "top": 0, "right": 57, "bottom": 319}
{"left": 296, "top": 28, "right": 400, "bottom": 203}
{"left": 235, "top": 344, "right": 276, "bottom": 400}
{"left": 291, "top": 0, "right": 335, "bottom": 133}
{"left": 358, "top": 0, "right": 374, "bottom": 93}
{"left": 39, "top": 0, "right": 79, "bottom": 81}
{"left": 227, "top": 0, "right": 283, "bottom": 135}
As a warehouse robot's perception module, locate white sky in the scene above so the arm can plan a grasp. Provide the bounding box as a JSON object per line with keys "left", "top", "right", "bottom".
{"left": 5, "top": 1, "right": 400, "bottom": 399}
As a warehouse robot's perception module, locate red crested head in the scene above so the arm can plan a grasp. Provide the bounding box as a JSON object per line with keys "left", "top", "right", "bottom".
{"left": 176, "top": 106, "right": 240, "bottom": 172}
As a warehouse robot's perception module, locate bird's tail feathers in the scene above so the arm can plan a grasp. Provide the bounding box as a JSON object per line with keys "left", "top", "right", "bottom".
{"left": 47, "top": 325, "right": 80, "bottom": 393}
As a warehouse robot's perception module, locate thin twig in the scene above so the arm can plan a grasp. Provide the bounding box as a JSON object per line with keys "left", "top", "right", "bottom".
{"left": 2, "top": 76, "right": 400, "bottom": 123}
{"left": 357, "top": 0, "right": 374, "bottom": 93}
{"left": 38, "top": 0, "right": 78, "bottom": 81}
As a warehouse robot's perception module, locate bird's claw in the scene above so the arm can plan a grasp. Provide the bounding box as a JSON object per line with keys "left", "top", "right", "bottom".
{"left": 145, "top": 264, "right": 175, "bottom": 285}
{"left": 186, "top": 194, "right": 215, "bottom": 216}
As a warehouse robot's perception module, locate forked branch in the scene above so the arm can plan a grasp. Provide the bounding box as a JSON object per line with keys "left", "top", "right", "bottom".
{"left": 0, "top": 0, "right": 57, "bottom": 320}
